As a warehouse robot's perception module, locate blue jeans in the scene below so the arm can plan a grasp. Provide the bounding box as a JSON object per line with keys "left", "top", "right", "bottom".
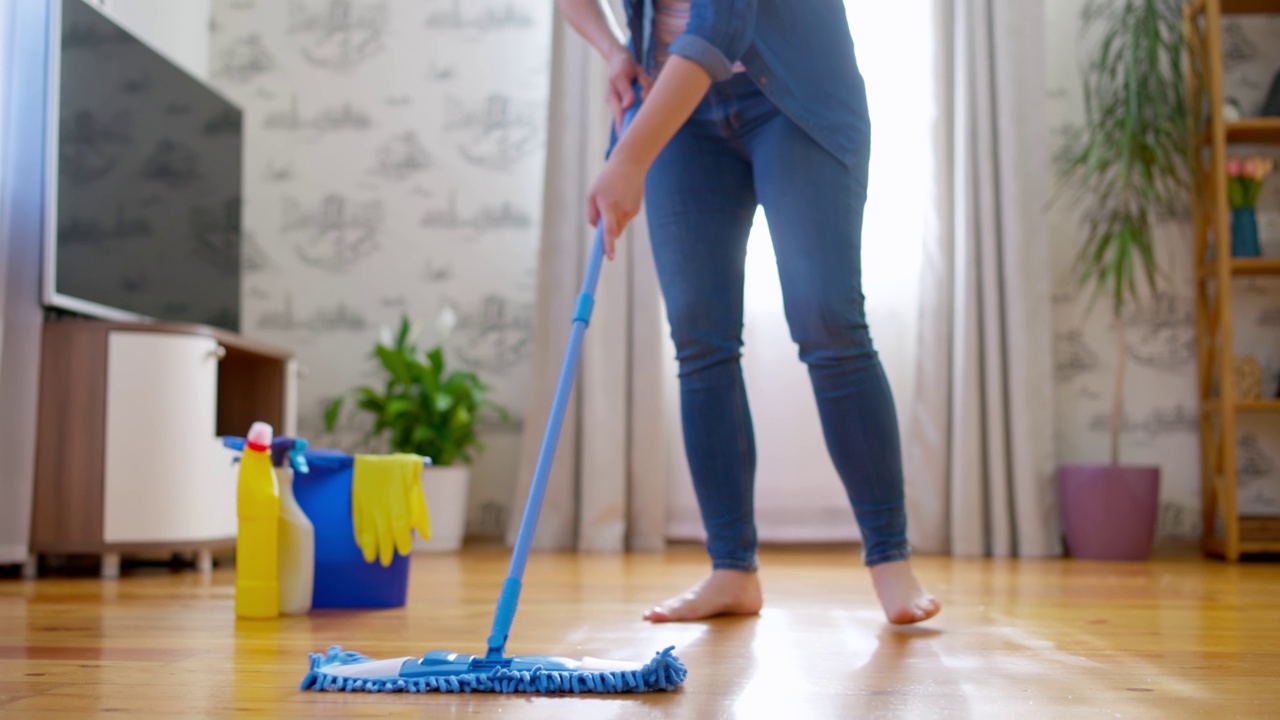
{"left": 644, "top": 73, "right": 909, "bottom": 571}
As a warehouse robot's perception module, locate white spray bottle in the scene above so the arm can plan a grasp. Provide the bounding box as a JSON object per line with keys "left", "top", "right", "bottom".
{"left": 276, "top": 438, "right": 314, "bottom": 616}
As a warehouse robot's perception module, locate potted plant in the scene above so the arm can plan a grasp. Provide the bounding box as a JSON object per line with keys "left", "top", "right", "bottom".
{"left": 324, "top": 314, "right": 507, "bottom": 552}
{"left": 1052, "top": 0, "right": 1197, "bottom": 560}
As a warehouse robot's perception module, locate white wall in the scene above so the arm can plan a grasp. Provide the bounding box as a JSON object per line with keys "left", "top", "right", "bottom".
{"left": 98, "top": 0, "right": 211, "bottom": 81}
{"left": 1047, "top": 3, "right": 1280, "bottom": 539}
{"left": 208, "top": 0, "right": 553, "bottom": 538}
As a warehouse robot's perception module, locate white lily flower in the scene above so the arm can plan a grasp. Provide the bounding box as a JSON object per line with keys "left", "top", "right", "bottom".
{"left": 436, "top": 305, "right": 458, "bottom": 341}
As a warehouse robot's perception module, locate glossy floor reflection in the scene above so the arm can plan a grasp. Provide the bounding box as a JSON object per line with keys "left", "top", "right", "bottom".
{"left": 2, "top": 545, "right": 1277, "bottom": 718}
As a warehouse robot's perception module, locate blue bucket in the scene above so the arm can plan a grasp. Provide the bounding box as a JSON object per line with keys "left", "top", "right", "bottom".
{"left": 292, "top": 448, "right": 410, "bottom": 609}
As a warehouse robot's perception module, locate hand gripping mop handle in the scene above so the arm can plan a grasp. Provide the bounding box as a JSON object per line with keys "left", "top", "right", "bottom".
{"left": 485, "top": 93, "right": 643, "bottom": 660}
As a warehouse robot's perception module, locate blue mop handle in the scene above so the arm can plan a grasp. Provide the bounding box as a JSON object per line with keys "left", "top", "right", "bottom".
{"left": 486, "top": 90, "right": 643, "bottom": 660}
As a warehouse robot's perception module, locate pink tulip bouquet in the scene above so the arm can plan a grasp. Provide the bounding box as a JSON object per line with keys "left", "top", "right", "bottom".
{"left": 1227, "top": 156, "right": 1275, "bottom": 209}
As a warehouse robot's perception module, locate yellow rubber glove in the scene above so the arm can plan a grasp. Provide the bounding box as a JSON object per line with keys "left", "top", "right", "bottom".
{"left": 351, "top": 453, "right": 430, "bottom": 567}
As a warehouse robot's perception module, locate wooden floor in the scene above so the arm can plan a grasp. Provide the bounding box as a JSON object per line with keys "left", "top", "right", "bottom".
{"left": 1, "top": 545, "right": 1277, "bottom": 719}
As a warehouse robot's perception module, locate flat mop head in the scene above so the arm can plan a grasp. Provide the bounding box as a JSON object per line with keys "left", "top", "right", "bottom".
{"left": 300, "top": 645, "right": 688, "bottom": 694}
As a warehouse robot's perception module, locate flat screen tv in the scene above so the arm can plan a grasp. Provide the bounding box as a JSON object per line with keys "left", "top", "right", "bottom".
{"left": 43, "top": 0, "right": 243, "bottom": 332}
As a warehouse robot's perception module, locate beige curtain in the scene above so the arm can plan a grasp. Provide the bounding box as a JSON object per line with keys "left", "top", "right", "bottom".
{"left": 507, "top": 6, "right": 672, "bottom": 552}
{"left": 904, "top": 0, "right": 1060, "bottom": 557}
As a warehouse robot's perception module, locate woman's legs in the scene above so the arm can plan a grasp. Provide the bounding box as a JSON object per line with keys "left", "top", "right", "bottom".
{"left": 744, "top": 88, "right": 938, "bottom": 624}
{"left": 640, "top": 75, "right": 937, "bottom": 624}
{"left": 640, "top": 96, "right": 766, "bottom": 621}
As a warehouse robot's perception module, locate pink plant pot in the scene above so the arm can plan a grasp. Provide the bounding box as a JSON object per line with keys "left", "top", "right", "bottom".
{"left": 1058, "top": 464, "right": 1160, "bottom": 561}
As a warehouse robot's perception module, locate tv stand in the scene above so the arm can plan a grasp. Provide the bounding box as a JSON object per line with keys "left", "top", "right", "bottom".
{"left": 28, "top": 318, "right": 298, "bottom": 578}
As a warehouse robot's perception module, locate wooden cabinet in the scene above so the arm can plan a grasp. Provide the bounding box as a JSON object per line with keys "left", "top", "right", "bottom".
{"left": 28, "top": 319, "right": 297, "bottom": 578}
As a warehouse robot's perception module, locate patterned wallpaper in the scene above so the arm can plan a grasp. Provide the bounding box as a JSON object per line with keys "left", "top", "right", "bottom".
{"left": 208, "top": 0, "right": 553, "bottom": 538}
{"left": 1047, "top": 3, "right": 1280, "bottom": 540}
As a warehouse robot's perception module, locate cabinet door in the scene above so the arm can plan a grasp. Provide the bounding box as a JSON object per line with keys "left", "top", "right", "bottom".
{"left": 103, "top": 331, "right": 236, "bottom": 544}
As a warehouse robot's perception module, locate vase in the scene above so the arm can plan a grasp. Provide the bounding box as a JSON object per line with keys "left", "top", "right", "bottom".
{"left": 1059, "top": 464, "right": 1160, "bottom": 561}
{"left": 414, "top": 464, "right": 470, "bottom": 552}
{"left": 1231, "top": 206, "right": 1261, "bottom": 257}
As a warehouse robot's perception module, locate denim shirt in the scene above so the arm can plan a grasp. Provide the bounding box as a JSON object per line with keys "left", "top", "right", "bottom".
{"left": 622, "top": 0, "right": 870, "bottom": 169}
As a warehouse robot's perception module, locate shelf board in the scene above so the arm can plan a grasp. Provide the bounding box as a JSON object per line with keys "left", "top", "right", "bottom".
{"left": 1198, "top": 258, "right": 1280, "bottom": 283}
{"left": 1231, "top": 258, "right": 1280, "bottom": 274}
{"left": 1242, "top": 516, "right": 1280, "bottom": 541}
{"left": 1221, "top": 0, "right": 1280, "bottom": 14}
{"left": 1202, "top": 399, "right": 1280, "bottom": 413}
{"left": 1226, "top": 118, "right": 1280, "bottom": 143}
{"left": 1205, "top": 517, "right": 1280, "bottom": 558}
{"left": 1200, "top": 119, "right": 1280, "bottom": 145}
{"left": 1205, "top": 538, "right": 1280, "bottom": 556}
{"left": 1236, "top": 399, "right": 1280, "bottom": 411}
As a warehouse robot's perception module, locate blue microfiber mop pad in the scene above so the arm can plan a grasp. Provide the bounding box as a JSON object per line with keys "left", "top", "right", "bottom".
{"left": 299, "top": 645, "right": 688, "bottom": 693}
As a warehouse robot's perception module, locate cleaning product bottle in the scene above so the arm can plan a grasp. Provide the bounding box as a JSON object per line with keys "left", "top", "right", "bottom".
{"left": 276, "top": 439, "right": 314, "bottom": 616}
{"left": 235, "top": 421, "right": 280, "bottom": 618}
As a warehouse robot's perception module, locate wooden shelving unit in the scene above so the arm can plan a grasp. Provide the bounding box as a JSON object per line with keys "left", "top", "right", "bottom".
{"left": 1186, "top": 0, "right": 1280, "bottom": 561}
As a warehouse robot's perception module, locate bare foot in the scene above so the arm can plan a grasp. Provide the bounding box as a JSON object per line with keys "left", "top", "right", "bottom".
{"left": 869, "top": 560, "right": 940, "bottom": 624}
{"left": 642, "top": 569, "right": 763, "bottom": 622}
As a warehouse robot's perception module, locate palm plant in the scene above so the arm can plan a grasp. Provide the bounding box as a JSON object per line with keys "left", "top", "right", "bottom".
{"left": 1054, "top": 0, "right": 1198, "bottom": 465}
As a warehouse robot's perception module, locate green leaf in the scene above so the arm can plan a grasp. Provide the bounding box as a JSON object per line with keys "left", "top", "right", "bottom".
{"left": 435, "top": 394, "right": 455, "bottom": 413}
{"left": 395, "top": 315, "right": 413, "bottom": 351}
{"left": 356, "top": 396, "right": 385, "bottom": 415}
{"left": 324, "top": 397, "right": 344, "bottom": 431}
{"left": 1228, "top": 178, "right": 1243, "bottom": 208}
{"left": 385, "top": 397, "right": 414, "bottom": 420}
{"left": 376, "top": 345, "right": 411, "bottom": 385}
{"left": 422, "top": 356, "right": 441, "bottom": 393}
{"left": 1053, "top": 0, "right": 1191, "bottom": 323}
{"left": 491, "top": 402, "right": 511, "bottom": 422}
{"left": 412, "top": 424, "right": 435, "bottom": 445}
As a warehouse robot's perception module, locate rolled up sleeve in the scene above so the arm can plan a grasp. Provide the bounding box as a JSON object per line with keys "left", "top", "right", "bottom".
{"left": 667, "top": 0, "right": 757, "bottom": 82}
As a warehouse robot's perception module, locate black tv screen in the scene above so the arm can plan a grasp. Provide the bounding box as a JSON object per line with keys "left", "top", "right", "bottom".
{"left": 45, "top": 0, "right": 242, "bottom": 332}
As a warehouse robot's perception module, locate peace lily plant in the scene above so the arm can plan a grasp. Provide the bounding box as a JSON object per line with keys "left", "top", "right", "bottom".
{"left": 325, "top": 310, "right": 507, "bottom": 551}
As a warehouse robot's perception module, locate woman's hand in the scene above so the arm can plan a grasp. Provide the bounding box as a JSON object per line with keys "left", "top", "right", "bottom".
{"left": 586, "top": 55, "right": 714, "bottom": 262}
{"left": 592, "top": 45, "right": 651, "bottom": 258}
{"left": 587, "top": 151, "right": 647, "bottom": 261}
{"left": 605, "top": 44, "right": 652, "bottom": 133}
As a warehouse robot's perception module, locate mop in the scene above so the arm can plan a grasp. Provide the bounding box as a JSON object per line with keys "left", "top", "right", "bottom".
{"left": 300, "top": 93, "right": 689, "bottom": 695}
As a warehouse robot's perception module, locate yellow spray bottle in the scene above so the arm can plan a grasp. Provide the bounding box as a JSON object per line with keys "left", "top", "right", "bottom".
{"left": 236, "top": 421, "right": 280, "bottom": 618}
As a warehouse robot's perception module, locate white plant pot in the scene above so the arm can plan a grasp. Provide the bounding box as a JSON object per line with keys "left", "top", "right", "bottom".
{"left": 414, "top": 464, "right": 470, "bottom": 552}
